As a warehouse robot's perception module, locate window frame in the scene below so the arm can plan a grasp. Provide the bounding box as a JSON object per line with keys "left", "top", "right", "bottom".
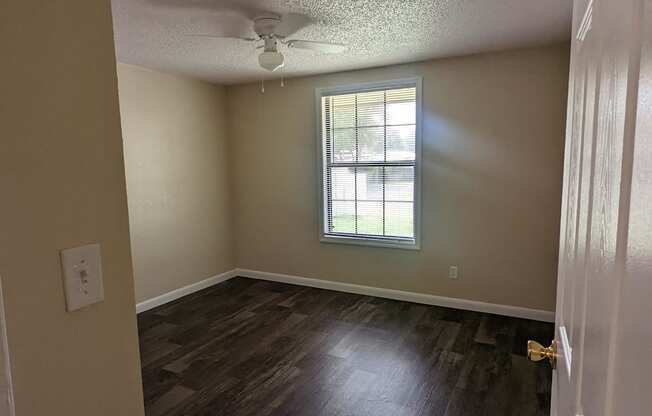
{"left": 315, "top": 77, "right": 423, "bottom": 250}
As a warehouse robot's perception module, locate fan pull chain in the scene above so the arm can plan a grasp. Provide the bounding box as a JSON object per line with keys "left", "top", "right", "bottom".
{"left": 280, "top": 66, "right": 285, "bottom": 87}
{"left": 261, "top": 78, "right": 265, "bottom": 93}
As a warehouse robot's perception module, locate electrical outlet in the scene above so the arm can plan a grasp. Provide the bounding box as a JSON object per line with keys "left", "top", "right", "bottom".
{"left": 448, "top": 266, "right": 459, "bottom": 279}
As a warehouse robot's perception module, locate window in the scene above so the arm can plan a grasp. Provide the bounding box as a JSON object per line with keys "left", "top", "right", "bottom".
{"left": 317, "top": 78, "right": 421, "bottom": 249}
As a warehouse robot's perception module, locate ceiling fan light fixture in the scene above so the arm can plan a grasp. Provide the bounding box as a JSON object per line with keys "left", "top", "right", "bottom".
{"left": 258, "top": 51, "right": 285, "bottom": 72}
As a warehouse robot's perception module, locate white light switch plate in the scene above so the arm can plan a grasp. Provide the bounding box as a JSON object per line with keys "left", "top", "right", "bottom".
{"left": 60, "top": 243, "right": 104, "bottom": 312}
{"left": 448, "top": 265, "right": 459, "bottom": 279}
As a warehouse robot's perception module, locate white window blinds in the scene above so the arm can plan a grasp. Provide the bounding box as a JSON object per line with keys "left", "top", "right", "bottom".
{"left": 319, "top": 81, "right": 419, "bottom": 247}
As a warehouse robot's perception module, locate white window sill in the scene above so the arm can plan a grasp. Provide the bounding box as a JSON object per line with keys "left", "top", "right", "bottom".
{"left": 320, "top": 234, "right": 420, "bottom": 250}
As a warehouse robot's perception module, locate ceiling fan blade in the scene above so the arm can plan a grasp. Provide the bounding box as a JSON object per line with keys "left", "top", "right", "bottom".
{"left": 186, "top": 34, "right": 257, "bottom": 42}
{"left": 149, "top": 0, "right": 263, "bottom": 19}
{"left": 286, "top": 40, "right": 347, "bottom": 54}
{"left": 273, "top": 13, "right": 311, "bottom": 38}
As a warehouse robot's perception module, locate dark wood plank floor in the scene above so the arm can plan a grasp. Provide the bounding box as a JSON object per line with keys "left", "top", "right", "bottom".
{"left": 138, "top": 277, "right": 554, "bottom": 416}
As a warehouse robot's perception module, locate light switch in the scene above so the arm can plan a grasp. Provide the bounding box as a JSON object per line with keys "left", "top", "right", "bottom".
{"left": 60, "top": 243, "right": 104, "bottom": 312}
{"left": 448, "top": 265, "right": 459, "bottom": 279}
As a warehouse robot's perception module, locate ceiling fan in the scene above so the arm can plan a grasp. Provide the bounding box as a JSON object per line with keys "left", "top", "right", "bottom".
{"left": 188, "top": 12, "right": 347, "bottom": 72}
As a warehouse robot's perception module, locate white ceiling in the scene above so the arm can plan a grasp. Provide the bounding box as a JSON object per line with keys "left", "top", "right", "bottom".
{"left": 111, "top": 0, "right": 572, "bottom": 85}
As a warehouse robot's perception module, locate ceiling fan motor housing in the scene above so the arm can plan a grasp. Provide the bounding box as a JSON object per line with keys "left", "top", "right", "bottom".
{"left": 254, "top": 16, "right": 281, "bottom": 36}
{"left": 263, "top": 37, "right": 278, "bottom": 52}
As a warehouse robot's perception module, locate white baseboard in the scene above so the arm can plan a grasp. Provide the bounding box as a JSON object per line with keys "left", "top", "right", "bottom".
{"left": 136, "top": 267, "right": 555, "bottom": 322}
{"left": 136, "top": 269, "right": 238, "bottom": 314}
{"left": 234, "top": 268, "right": 555, "bottom": 322}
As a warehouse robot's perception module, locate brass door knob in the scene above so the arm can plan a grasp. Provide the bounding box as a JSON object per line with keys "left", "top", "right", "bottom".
{"left": 527, "top": 340, "right": 558, "bottom": 369}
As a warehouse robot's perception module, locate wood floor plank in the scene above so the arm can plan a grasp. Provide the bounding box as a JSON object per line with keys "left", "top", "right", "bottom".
{"left": 138, "top": 277, "right": 554, "bottom": 416}
{"left": 146, "top": 385, "right": 195, "bottom": 416}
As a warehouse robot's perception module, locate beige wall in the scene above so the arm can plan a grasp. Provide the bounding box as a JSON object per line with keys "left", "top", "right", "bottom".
{"left": 117, "top": 64, "right": 234, "bottom": 303}
{"left": 0, "top": 1, "right": 144, "bottom": 415}
{"left": 226, "top": 44, "right": 569, "bottom": 312}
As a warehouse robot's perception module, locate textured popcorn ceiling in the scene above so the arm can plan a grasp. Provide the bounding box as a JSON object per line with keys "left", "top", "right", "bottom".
{"left": 111, "top": 0, "right": 572, "bottom": 85}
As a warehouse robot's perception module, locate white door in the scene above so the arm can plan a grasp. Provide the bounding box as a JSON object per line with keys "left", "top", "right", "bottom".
{"left": 548, "top": 0, "right": 652, "bottom": 415}
{"left": 0, "top": 278, "right": 14, "bottom": 416}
